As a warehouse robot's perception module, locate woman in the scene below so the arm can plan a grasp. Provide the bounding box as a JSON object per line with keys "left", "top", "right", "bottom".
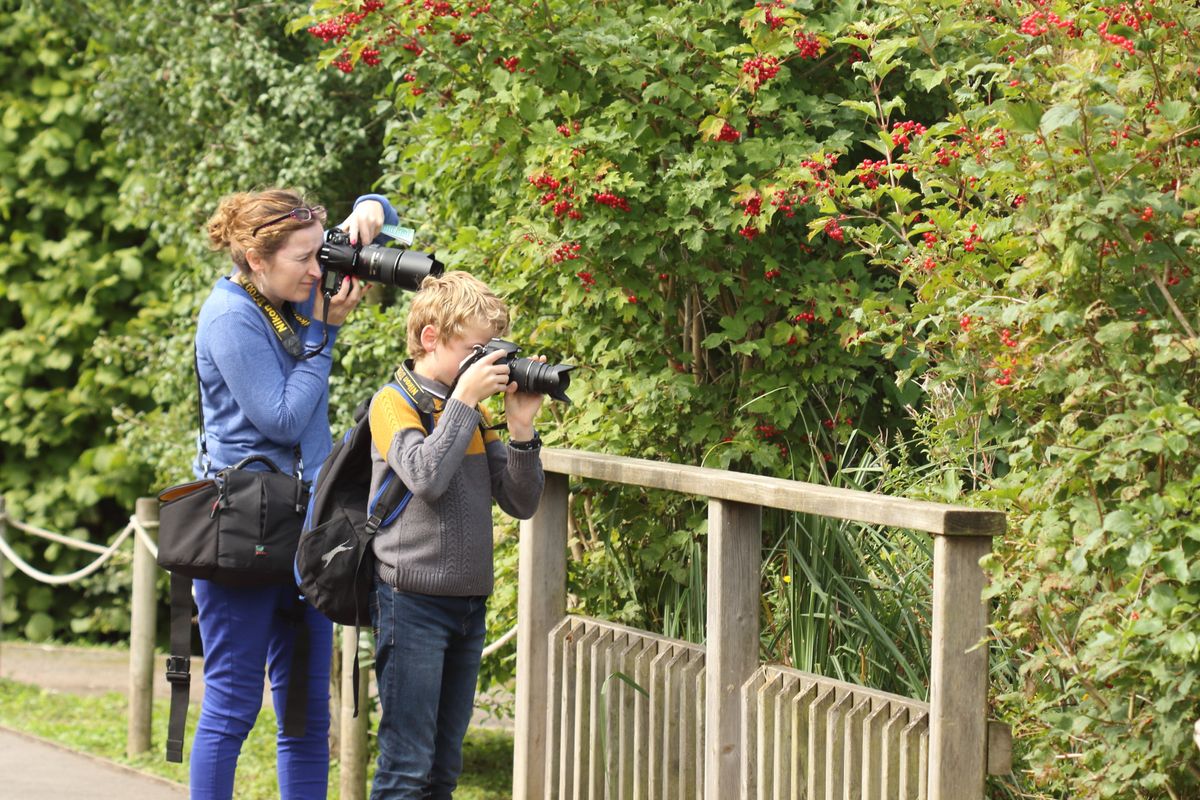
{"left": 193, "top": 188, "right": 397, "bottom": 798}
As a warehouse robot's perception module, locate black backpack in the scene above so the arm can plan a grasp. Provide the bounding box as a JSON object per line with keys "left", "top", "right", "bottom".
{"left": 294, "top": 381, "right": 431, "bottom": 627}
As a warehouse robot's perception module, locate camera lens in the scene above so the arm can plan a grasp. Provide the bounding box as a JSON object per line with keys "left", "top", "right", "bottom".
{"left": 510, "top": 357, "right": 574, "bottom": 404}
{"left": 358, "top": 246, "right": 445, "bottom": 291}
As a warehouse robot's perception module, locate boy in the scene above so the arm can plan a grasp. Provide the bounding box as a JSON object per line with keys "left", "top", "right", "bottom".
{"left": 367, "top": 271, "right": 545, "bottom": 798}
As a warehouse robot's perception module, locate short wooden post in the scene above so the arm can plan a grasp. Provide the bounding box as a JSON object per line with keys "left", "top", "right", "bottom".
{"left": 339, "top": 626, "right": 370, "bottom": 800}
{"left": 704, "top": 499, "right": 761, "bottom": 800}
{"left": 928, "top": 534, "right": 992, "bottom": 800}
{"left": 128, "top": 497, "right": 158, "bottom": 756}
{"left": 513, "top": 472, "right": 569, "bottom": 800}
{"left": 0, "top": 497, "right": 6, "bottom": 666}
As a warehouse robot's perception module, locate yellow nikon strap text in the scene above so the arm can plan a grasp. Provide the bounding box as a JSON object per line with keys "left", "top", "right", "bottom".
{"left": 232, "top": 275, "right": 312, "bottom": 358}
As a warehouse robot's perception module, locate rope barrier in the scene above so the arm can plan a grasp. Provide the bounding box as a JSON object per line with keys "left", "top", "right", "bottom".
{"left": 2, "top": 513, "right": 111, "bottom": 554}
{"left": 481, "top": 623, "right": 518, "bottom": 659}
{"left": 130, "top": 516, "right": 159, "bottom": 560}
{"left": 0, "top": 518, "right": 135, "bottom": 585}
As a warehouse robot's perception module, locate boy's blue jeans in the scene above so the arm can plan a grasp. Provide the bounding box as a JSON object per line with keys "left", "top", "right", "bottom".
{"left": 370, "top": 577, "right": 487, "bottom": 800}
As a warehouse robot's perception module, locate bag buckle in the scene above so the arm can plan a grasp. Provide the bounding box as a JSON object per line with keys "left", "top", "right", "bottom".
{"left": 165, "top": 656, "right": 191, "bottom": 685}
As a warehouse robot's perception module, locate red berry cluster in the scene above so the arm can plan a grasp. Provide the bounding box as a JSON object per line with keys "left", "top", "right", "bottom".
{"left": 576, "top": 271, "right": 595, "bottom": 290}
{"left": 959, "top": 314, "right": 973, "bottom": 332}
{"left": 793, "top": 30, "right": 823, "bottom": 59}
{"left": 739, "top": 226, "right": 760, "bottom": 241}
{"left": 452, "top": 32, "right": 473, "bottom": 46}
{"left": 556, "top": 120, "right": 582, "bottom": 138}
{"left": 423, "top": 0, "right": 460, "bottom": 17}
{"left": 1018, "top": 10, "right": 1080, "bottom": 38}
{"left": 755, "top": 0, "right": 787, "bottom": 30}
{"left": 739, "top": 194, "right": 763, "bottom": 218}
{"left": 593, "top": 191, "right": 631, "bottom": 212}
{"left": 770, "top": 188, "right": 798, "bottom": 218}
{"left": 824, "top": 218, "right": 845, "bottom": 243}
{"left": 551, "top": 242, "right": 582, "bottom": 263}
{"left": 716, "top": 122, "right": 742, "bottom": 142}
{"left": 856, "top": 159, "right": 910, "bottom": 189}
{"left": 999, "top": 328, "right": 1018, "bottom": 348}
{"left": 308, "top": 1, "right": 383, "bottom": 43}
{"left": 962, "top": 223, "right": 982, "bottom": 252}
{"left": 764, "top": 268, "right": 781, "bottom": 280}
{"left": 794, "top": 311, "right": 816, "bottom": 323}
{"left": 741, "top": 55, "right": 781, "bottom": 91}
{"left": 890, "top": 120, "right": 927, "bottom": 152}
{"left": 498, "top": 56, "right": 521, "bottom": 72}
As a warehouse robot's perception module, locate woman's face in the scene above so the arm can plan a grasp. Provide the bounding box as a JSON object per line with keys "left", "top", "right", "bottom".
{"left": 253, "top": 222, "right": 324, "bottom": 306}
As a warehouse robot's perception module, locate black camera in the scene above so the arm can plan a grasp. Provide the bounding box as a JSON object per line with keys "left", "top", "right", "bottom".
{"left": 318, "top": 228, "right": 444, "bottom": 294}
{"left": 463, "top": 338, "right": 575, "bottom": 404}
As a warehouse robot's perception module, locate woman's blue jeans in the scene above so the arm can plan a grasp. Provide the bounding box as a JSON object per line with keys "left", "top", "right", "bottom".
{"left": 190, "top": 579, "right": 332, "bottom": 800}
{"left": 370, "top": 577, "right": 487, "bottom": 800}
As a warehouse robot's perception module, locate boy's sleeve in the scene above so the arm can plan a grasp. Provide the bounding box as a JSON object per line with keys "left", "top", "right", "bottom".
{"left": 485, "top": 414, "right": 545, "bottom": 521}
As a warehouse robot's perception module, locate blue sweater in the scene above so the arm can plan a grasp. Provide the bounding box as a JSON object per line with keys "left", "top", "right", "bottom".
{"left": 192, "top": 195, "right": 398, "bottom": 481}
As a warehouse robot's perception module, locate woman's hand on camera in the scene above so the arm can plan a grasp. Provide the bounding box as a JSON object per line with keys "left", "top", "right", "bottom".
{"left": 339, "top": 200, "right": 385, "bottom": 246}
{"left": 315, "top": 275, "right": 366, "bottom": 326}
{"left": 451, "top": 348, "right": 510, "bottom": 407}
{"left": 504, "top": 355, "right": 546, "bottom": 440}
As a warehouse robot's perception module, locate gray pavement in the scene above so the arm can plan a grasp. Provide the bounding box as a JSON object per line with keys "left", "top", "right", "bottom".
{"left": 0, "top": 727, "right": 186, "bottom": 799}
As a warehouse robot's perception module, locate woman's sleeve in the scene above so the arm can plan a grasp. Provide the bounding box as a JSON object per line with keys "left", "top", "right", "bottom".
{"left": 206, "top": 310, "right": 335, "bottom": 445}
{"left": 354, "top": 194, "right": 400, "bottom": 243}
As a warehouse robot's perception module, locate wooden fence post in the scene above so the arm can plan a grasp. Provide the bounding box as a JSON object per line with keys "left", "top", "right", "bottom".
{"left": 339, "top": 625, "right": 370, "bottom": 800}
{"left": 513, "top": 471, "right": 568, "bottom": 800}
{"left": 928, "top": 534, "right": 992, "bottom": 800}
{"left": 128, "top": 497, "right": 158, "bottom": 756}
{"left": 705, "top": 499, "right": 761, "bottom": 800}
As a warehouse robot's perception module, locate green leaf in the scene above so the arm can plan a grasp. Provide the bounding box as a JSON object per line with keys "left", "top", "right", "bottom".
{"left": 1040, "top": 103, "right": 1080, "bottom": 133}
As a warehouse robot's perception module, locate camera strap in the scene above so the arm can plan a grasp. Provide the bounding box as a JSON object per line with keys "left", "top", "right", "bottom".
{"left": 397, "top": 360, "right": 506, "bottom": 432}
{"left": 229, "top": 277, "right": 328, "bottom": 362}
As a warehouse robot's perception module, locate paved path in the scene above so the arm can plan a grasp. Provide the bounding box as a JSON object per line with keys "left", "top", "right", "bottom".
{"left": 0, "top": 727, "right": 186, "bottom": 799}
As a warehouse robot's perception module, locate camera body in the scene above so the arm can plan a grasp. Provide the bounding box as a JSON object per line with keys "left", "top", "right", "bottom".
{"left": 318, "top": 229, "right": 444, "bottom": 294}
{"left": 464, "top": 338, "right": 574, "bottom": 404}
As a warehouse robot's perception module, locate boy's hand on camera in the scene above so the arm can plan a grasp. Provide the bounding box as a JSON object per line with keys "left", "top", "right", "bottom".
{"left": 339, "top": 200, "right": 385, "bottom": 246}
{"left": 315, "top": 275, "right": 366, "bottom": 326}
{"left": 451, "top": 348, "right": 510, "bottom": 407}
{"left": 504, "top": 355, "right": 546, "bottom": 440}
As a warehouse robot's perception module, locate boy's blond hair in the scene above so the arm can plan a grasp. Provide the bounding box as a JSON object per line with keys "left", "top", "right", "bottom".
{"left": 407, "top": 271, "right": 510, "bottom": 359}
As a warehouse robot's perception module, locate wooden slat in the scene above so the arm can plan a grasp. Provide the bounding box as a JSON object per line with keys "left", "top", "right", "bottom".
{"left": 587, "top": 628, "right": 614, "bottom": 799}
{"left": 741, "top": 670, "right": 766, "bottom": 800}
{"left": 882, "top": 707, "right": 909, "bottom": 800}
{"left": 545, "top": 618, "right": 573, "bottom": 796}
{"left": 843, "top": 698, "right": 870, "bottom": 800}
{"left": 540, "top": 448, "right": 1004, "bottom": 536}
{"left": 791, "top": 682, "right": 817, "bottom": 799}
{"left": 825, "top": 692, "right": 854, "bottom": 800}
{"left": 573, "top": 626, "right": 602, "bottom": 800}
{"left": 806, "top": 687, "right": 835, "bottom": 799}
{"left": 861, "top": 702, "right": 891, "bottom": 800}
{"left": 773, "top": 675, "right": 798, "bottom": 800}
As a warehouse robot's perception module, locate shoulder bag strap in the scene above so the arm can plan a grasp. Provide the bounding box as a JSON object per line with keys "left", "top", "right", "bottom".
{"left": 164, "top": 573, "right": 193, "bottom": 763}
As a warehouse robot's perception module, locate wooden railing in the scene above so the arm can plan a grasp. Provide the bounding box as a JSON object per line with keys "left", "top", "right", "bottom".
{"left": 512, "top": 448, "right": 1007, "bottom": 800}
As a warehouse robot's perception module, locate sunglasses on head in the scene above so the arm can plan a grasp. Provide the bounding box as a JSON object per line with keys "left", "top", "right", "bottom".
{"left": 252, "top": 205, "right": 327, "bottom": 237}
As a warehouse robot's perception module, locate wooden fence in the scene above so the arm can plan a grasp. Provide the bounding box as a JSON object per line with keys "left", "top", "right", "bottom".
{"left": 512, "top": 448, "right": 1009, "bottom": 800}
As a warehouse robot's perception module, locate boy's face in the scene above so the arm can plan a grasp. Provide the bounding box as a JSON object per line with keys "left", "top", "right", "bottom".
{"left": 416, "top": 319, "right": 497, "bottom": 387}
